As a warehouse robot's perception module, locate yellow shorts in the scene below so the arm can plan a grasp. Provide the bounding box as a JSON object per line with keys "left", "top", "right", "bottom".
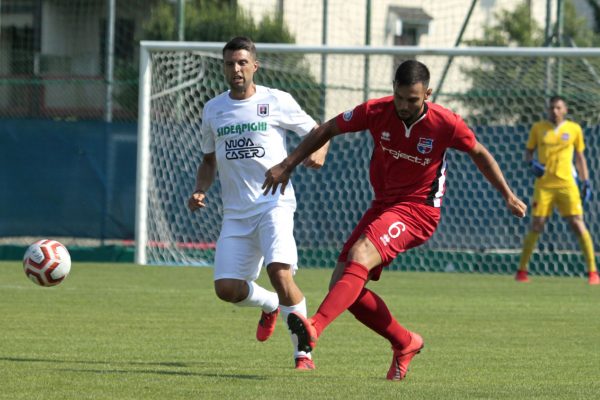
{"left": 532, "top": 183, "right": 583, "bottom": 217}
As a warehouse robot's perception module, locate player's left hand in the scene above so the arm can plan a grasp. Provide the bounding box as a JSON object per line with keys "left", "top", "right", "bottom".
{"left": 506, "top": 194, "right": 527, "bottom": 218}
{"left": 302, "top": 142, "right": 330, "bottom": 169}
{"left": 581, "top": 180, "right": 592, "bottom": 206}
{"left": 263, "top": 163, "right": 291, "bottom": 195}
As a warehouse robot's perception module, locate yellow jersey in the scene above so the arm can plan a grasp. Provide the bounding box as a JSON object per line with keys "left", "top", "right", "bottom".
{"left": 526, "top": 119, "right": 585, "bottom": 188}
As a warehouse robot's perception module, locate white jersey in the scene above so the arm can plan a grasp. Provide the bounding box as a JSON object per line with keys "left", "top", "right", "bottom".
{"left": 200, "top": 85, "right": 317, "bottom": 218}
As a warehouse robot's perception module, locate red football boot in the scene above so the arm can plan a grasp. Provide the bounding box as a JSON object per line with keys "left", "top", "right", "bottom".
{"left": 515, "top": 270, "right": 530, "bottom": 283}
{"left": 256, "top": 308, "right": 279, "bottom": 342}
{"left": 287, "top": 312, "right": 318, "bottom": 353}
{"left": 386, "top": 332, "right": 424, "bottom": 381}
{"left": 294, "top": 356, "right": 315, "bottom": 370}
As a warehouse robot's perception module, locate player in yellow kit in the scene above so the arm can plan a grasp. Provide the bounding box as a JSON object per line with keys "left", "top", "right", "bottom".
{"left": 516, "top": 96, "right": 598, "bottom": 285}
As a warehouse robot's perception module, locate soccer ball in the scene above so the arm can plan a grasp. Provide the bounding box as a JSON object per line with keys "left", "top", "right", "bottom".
{"left": 22, "top": 239, "right": 71, "bottom": 287}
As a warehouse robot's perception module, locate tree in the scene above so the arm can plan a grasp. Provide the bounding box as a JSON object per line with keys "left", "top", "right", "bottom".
{"left": 454, "top": 0, "right": 600, "bottom": 125}
{"left": 117, "top": 0, "right": 320, "bottom": 119}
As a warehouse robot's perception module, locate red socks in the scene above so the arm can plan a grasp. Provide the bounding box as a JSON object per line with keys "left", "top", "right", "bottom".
{"left": 311, "top": 261, "right": 369, "bottom": 336}
{"left": 348, "top": 287, "right": 412, "bottom": 349}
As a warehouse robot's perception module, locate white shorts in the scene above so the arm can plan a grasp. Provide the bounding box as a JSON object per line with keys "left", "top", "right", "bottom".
{"left": 213, "top": 205, "right": 298, "bottom": 281}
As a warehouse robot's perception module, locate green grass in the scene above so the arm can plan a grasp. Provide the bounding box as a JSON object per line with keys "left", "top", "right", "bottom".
{"left": 1, "top": 261, "right": 599, "bottom": 400}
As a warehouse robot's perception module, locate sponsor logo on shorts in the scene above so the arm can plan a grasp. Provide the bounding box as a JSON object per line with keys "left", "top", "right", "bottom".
{"left": 342, "top": 110, "right": 353, "bottom": 121}
{"left": 225, "top": 137, "right": 265, "bottom": 160}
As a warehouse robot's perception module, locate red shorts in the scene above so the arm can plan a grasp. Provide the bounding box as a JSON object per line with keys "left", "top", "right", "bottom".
{"left": 338, "top": 202, "right": 440, "bottom": 280}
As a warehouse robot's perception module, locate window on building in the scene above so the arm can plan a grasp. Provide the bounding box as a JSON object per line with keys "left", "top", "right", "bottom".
{"left": 99, "top": 18, "right": 135, "bottom": 73}
{"left": 388, "top": 6, "right": 432, "bottom": 65}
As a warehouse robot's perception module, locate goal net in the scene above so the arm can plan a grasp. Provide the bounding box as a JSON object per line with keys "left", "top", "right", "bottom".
{"left": 136, "top": 42, "right": 600, "bottom": 277}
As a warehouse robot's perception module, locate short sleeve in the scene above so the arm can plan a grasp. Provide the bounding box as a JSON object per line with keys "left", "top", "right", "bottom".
{"left": 335, "top": 102, "right": 369, "bottom": 133}
{"left": 200, "top": 113, "right": 215, "bottom": 154}
{"left": 526, "top": 124, "right": 537, "bottom": 150}
{"left": 449, "top": 114, "right": 476, "bottom": 152}
{"left": 574, "top": 124, "right": 585, "bottom": 153}
{"left": 277, "top": 92, "right": 317, "bottom": 136}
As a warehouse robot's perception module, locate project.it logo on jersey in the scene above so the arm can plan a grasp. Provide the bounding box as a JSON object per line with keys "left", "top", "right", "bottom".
{"left": 379, "top": 221, "right": 406, "bottom": 246}
{"left": 417, "top": 138, "right": 434, "bottom": 154}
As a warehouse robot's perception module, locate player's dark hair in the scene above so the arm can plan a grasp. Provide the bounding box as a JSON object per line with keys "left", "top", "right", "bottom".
{"left": 394, "top": 60, "right": 430, "bottom": 87}
{"left": 548, "top": 95, "right": 567, "bottom": 106}
{"left": 223, "top": 36, "right": 257, "bottom": 59}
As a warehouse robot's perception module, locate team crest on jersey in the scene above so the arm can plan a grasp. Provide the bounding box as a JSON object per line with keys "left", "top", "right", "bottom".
{"left": 343, "top": 109, "right": 353, "bottom": 121}
{"left": 417, "top": 137, "right": 434, "bottom": 154}
{"left": 381, "top": 131, "right": 391, "bottom": 141}
{"left": 561, "top": 133, "right": 569, "bottom": 141}
{"left": 257, "top": 104, "right": 269, "bottom": 117}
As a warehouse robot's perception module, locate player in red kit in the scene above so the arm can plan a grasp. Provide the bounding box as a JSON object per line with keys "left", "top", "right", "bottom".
{"left": 262, "top": 60, "right": 527, "bottom": 380}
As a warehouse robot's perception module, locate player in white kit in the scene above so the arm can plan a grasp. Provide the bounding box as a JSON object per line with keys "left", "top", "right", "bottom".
{"left": 188, "top": 36, "right": 328, "bottom": 370}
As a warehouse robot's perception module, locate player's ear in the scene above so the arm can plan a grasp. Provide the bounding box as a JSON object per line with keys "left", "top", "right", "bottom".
{"left": 424, "top": 87, "right": 433, "bottom": 100}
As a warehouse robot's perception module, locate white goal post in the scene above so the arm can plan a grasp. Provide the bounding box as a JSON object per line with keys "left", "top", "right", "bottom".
{"left": 136, "top": 41, "right": 600, "bottom": 277}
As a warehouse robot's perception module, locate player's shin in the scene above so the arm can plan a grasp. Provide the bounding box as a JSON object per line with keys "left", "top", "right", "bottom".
{"left": 311, "top": 261, "right": 370, "bottom": 335}
{"left": 234, "top": 280, "right": 279, "bottom": 312}
{"left": 348, "top": 288, "right": 412, "bottom": 349}
{"left": 280, "top": 297, "right": 312, "bottom": 360}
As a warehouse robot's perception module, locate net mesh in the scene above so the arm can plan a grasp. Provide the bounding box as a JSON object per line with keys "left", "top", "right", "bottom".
{"left": 141, "top": 45, "right": 600, "bottom": 276}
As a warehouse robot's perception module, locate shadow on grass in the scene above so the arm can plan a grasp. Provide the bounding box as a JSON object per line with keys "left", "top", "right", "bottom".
{"left": 0, "top": 356, "right": 266, "bottom": 380}
{"left": 0, "top": 356, "right": 197, "bottom": 367}
{"left": 58, "top": 368, "right": 266, "bottom": 379}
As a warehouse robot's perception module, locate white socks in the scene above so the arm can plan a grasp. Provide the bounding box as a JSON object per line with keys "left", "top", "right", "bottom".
{"left": 234, "top": 281, "right": 278, "bottom": 313}
{"left": 280, "top": 297, "right": 311, "bottom": 359}
{"left": 235, "top": 283, "right": 311, "bottom": 359}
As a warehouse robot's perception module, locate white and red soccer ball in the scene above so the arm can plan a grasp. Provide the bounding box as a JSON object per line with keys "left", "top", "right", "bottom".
{"left": 22, "top": 239, "right": 71, "bottom": 287}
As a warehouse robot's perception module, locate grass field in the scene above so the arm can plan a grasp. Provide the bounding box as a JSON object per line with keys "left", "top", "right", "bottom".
{"left": 1, "top": 261, "right": 599, "bottom": 400}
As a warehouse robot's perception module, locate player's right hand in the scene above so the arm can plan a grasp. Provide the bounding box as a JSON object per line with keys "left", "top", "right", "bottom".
{"left": 581, "top": 180, "right": 592, "bottom": 206}
{"left": 263, "top": 163, "right": 291, "bottom": 195}
{"left": 530, "top": 160, "right": 545, "bottom": 178}
{"left": 507, "top": 194, "right": 527, "bottom": 218}
{"left": 188, "top": 191, "right": 207, "bottom": 211}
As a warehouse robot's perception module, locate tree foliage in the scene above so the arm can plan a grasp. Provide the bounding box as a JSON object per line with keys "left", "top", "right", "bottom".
{"left": 117, "top": 0, "right": 321, "bottom": 120}
{"left": 454, "top": 0, "right": 600, "bottom": 125}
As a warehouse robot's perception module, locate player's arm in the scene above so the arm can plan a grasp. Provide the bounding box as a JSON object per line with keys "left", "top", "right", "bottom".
{"left": 188, "top": 152, "right": 217, "bottom": 211}
{"left": 302, "top": 127, "right": 331, "bottom": 169}
{"left": 263, "top": 118, "right": 341, "bottom": 195}
{"left": 575, "top": 150, "right": 592, "bottom": 205}
{"left": 468, "top": 141, "right": 527, "bottom": 218}
{"left": 574, "top": 151, "right": 590, "bottom": 182}
{"left": 525, "top": 148, "right": 534, "bottom": 163}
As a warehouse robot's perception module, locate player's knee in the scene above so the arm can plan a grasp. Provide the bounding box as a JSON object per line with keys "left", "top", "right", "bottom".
{"left": 214, "top": 279, "right": 246, "bottom": 303}
{"left": 266, "top": 263, "right": 294, "bottom": 289}
{"left": 347, "top": 237, "right": 378, "bottom": 266}
{"left": 531, "top": 219, "right": 546, "bottom": 233}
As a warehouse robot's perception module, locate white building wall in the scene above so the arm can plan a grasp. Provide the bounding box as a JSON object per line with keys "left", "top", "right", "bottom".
{"left": 238, "top": 0, "right": 575, "bottom": 118}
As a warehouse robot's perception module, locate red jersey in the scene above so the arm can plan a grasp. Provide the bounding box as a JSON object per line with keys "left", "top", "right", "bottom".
{"left": 335, "top": 97, "right": 476, "bottom": 207}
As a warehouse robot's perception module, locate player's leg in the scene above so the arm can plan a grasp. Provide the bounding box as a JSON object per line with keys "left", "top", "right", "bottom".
{"left": 260, "top": 206, "right": 314, "bottom": 368}
{"left": 559, "top": 187, "right": 598, "bottom": 285}
{"left": 347, "top": 285, "right": 423, "bottom": 380}
{"left": 517, "top": 185, "right": 551, "bottom": 282}
{"left": 214, "top": 217, "right": 279, "bottom": 336}
{"left": 344, "top": 203, "right": 437, "bottom": 380}
{"left": 288, "top": 203, "right": 438, "bottom": 359}
{"left": 286, "top": 235, "right": 379, "bottom": 354}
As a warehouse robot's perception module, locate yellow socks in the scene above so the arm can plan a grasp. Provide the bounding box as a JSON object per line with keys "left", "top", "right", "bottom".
{"left": 578, "top": 230, "right": 597, "bottom": 273}
{"left": 519, "top": 232, "right": 540, "bottom": 272}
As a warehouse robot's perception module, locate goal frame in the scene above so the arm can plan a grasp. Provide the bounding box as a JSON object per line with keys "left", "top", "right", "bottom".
{"left": 135, "top": 41, "right": 600, "bottom": 265}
